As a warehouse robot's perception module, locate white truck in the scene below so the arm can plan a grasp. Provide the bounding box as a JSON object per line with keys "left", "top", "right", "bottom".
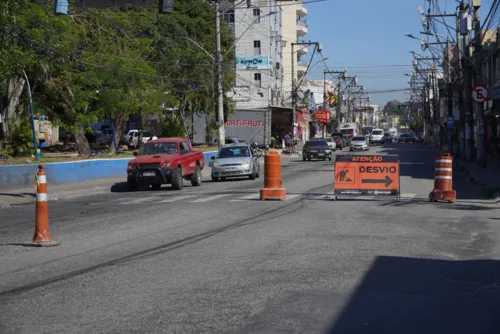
{"left": 338, "top": 122, "right": 359, "bottom": 139}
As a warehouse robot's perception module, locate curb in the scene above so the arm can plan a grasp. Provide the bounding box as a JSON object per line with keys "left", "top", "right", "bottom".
{"left": 454, "top": 158, "right": 500, "bottom": 200}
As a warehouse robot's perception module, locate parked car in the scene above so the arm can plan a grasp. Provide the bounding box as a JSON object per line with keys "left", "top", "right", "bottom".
{"left": 85, "top": 130, "right": 111, "bottom": 145}
{"left": 302, "top": 139, "right": 333, "bottom": 161}
{"left": 396, "top": 133, "right": 417, "bottom": 143}
{"left": 323, "top": 137, "right": 337, "bottom": 151}
{"left": 383, "top": 132, "right": 393, "bottom": 143}
{"left": 126, "top": 130, "right": 158, "bottom": 148}
{"left": 332, "top": 132, "right": 349, "bottom": 148}
{"left": 332, "top": 136, "right": 343, "bottom": 150}
{"left": 370, "top": 129, "right": 385, "bottom": 144}
{"left": 126, "top": 137, "right": 204, "bottom": 191}
{"left": 211, "top": 136, "right": 247, "bottom": 146}
{"left": 210, "top": 143, "right": 260, "bottom": 181}
{"left": 350, "top": 136, "right": 369, "bottom": 151}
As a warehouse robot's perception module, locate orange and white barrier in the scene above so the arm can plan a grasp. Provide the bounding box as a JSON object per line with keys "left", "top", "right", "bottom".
{"left": 31, "top": 165, "right": 58, "bottom": 246}
{"left": 260, "top": 151, "right": 286, "bottom": 200}
{"left": 429, "top": 153, "right": 456, "bottom": 203}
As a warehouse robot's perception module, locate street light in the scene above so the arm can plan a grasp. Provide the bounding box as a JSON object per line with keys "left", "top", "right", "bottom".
{"left": 21, "top": 69, "right": 38, "bottom": 161}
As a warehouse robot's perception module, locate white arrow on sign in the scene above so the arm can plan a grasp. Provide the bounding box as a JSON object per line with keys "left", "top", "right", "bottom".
{"left": 471, "top": 84, "right": 488, "bottom": 104}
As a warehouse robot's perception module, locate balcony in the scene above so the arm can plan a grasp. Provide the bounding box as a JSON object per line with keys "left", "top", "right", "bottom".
{"left": 296, "top": 2, "right": 307, "bottom": 18}
{"left": 296, "top": 45, "right": 308, "bottom": 56}
{"left": 297, "top": 62, "right": 307, "bottom": 76}
{"left": 296, "top": 20, "right": 308, "bottom": 37}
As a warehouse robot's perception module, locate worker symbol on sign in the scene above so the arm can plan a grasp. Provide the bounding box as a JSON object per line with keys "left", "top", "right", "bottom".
{"left": 338, "top": 168, "right": 354, "bottom": 183}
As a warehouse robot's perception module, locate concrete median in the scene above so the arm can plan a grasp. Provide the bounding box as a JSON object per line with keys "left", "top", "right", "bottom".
{"left": 0, "top": 151, "right": 217, "bottom": 192}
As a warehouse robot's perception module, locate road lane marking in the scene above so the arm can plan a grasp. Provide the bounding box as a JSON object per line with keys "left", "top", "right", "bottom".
{"left": 158, "top": 195, "right": 196, "bottom": 203}
{"left": 283, "top": 194, "right": 300, "bottom": 201}
{"left": 124, "top": 197, "right": 158, "bottom": 204}
{"left": 229, "top": 194, "right": 260, "bottom": 202}
{"left": 190, "top": 194, "right": 231, "bottom": 203}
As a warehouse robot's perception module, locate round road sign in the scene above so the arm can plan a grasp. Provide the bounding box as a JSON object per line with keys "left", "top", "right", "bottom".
{"left": 471, "top": 84, "right": 488, "bottom": 104}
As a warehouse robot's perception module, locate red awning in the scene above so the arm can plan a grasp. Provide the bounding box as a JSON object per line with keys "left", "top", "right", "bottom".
{"left": 296, "top": 111, "right": 306, "bottom": 125}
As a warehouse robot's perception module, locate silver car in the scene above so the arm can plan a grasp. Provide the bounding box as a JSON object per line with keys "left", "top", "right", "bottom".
{"left": 210, "top": 144, "right": 261, "bottom": 181}
{"left": 350, "top": 136, "right": 369, "bottom": 151}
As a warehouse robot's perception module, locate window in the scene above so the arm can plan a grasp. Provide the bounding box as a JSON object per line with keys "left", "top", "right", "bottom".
{"left": 222, "top": 9, "right": 235, "bottom": 23}
{"left": 253, "top": 8, "right": 260, "bottom": 23}
{"left": 180, "top": 142, "right": 190, "bottom": 153}
{"left": 254, "top": 40, "right": 261, "bottom": 55}
{"left": 254, "top": 73, "right": 262, "bottom": 87}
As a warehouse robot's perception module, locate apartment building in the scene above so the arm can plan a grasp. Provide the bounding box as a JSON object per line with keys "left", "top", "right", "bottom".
{"left": 217, "top": 0, "right": 288, "bottom": 145}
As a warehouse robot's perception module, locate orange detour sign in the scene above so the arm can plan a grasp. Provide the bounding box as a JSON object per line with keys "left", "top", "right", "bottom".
{"left": 333, "top": 155, "right": 400, "bottom": 200}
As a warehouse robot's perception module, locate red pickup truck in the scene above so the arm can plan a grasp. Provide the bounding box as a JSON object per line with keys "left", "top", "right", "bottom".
{"left": 126, "top": 137, "right": 205, "bottom": 191}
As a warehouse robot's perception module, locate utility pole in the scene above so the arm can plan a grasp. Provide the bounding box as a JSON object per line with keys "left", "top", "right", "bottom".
{"left": 215, "top": 0, "right": 225, "bottom": 148}
{"left": 324, "top": 70, "right": 346, "bottom": 130}
{"left": 460, "top": 0, "right": 474, "bottom": 161}
{"left": 474, "top": 0, "right": 486, "bottom": 167}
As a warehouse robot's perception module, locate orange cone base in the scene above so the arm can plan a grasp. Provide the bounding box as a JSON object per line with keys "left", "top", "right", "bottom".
{"left": 429, "top": 190, "right": 456, "bottom": 203}
{"left": 29, "top": 232, "right": 59, "bottom": 247}
{"left": 260, "top": 188, "right": 286, "bottom": 201}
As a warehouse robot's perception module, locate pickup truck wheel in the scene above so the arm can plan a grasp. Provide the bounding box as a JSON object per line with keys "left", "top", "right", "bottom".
{"left": 128, "top": 179, "right": 139, "bottom": 192}
{"left": 190, "top": 165, "right": 202, "bottom": 187}
{"left": 172, "top": 167, "right": 183, "bottom": 190}
{"left": 256, "top": 166, "right": 260, "bottom": 178}
{"left": 307, "top": 156, "right": 311, "bottom": 161}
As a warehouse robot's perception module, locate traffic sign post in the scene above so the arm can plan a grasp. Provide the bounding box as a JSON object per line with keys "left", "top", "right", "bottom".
{"left": 333, "top": 155, "right": 400, "bottom": 200}
{"left": 471, "top": 84, "right": 488, "bottom": 104}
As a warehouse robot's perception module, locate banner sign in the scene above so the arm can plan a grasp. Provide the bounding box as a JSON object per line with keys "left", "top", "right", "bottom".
{"left": 236, "top": 56, "right": 271, "bottom": 69}
{"left": 313, "top": 110, "right": 330, "bottom": 123}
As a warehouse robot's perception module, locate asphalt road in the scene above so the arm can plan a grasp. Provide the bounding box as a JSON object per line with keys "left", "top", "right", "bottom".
{"left": 1, "top": 143, "right": 499, "bottom": 334}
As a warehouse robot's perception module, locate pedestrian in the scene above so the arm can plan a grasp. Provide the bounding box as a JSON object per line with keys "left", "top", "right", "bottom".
{"left": 284, "top": 132, "right": 292, "bottom": 152}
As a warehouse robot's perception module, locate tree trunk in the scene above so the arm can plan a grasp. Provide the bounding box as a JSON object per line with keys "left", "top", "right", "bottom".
{"left": 138, "top": 110, "right": 144, "bottom": 150}
{"left": 1, "top": 75, "right": 26, "bottom": 138}
{"left": 109, "top": 111, "right": 126, "bottom": 153}
{"left": 74, "top": 128, "right": 91, "bottom": 157}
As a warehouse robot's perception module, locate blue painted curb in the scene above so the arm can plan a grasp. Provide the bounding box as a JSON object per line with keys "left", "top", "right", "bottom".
{"left": 0, "top": 151, "right": 218, "bottom": 191}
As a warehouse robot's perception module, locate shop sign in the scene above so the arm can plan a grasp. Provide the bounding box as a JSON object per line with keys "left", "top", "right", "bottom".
{"left": 225, "top": 120, "right": 264, "bottom": 127}
{"left": 236, "top": 56, "right": 271, "bottom": 69}
{"left": 313, "top": 110, "right": 330, "bottom": 123}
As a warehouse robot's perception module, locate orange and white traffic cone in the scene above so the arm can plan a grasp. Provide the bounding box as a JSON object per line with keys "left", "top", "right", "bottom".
{"left": 30, "top": 165, "right": 58, "bottom": 246}
{"left": 429, "top": 153, "right": 456, "bottom": 203}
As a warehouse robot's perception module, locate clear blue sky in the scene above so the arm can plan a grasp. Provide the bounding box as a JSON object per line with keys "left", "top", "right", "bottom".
{"left": 303, "top": 0, "right": 494, "bottom": 108}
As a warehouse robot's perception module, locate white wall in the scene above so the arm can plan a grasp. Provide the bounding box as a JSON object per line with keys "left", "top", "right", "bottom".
{"left": 234, "top": 0, "right": 283, "bottom": 109}
{"left": 279, "top": 1, "right": 307, "bottom": 107}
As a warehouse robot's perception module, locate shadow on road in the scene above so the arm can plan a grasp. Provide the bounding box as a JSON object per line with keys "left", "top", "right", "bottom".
{"left": 0, "top": 193, "right": 35, "bottom": 199}
{"left": 377, "top": 144, "right": 488, "bottom": 201}
{"left": 325, "top": 256, "right": 500, "bottom": 334}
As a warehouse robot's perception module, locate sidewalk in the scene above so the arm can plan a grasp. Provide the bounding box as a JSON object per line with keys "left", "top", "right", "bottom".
{"left": 454, "top": 157, "right": 500, "bottom": 200}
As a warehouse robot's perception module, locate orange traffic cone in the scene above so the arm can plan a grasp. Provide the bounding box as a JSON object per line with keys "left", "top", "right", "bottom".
{"left": 429, "top": 153, "right": 456, "bottom": 203}
{"left": 30, "top": 165, "right": 59, "bottom": 246}
{"left": 260, "top": 151, "right": 286, "bottom": 200}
